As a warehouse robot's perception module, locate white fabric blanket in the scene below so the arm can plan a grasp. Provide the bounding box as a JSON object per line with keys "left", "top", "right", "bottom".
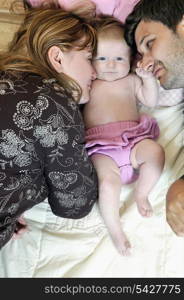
{"left": 0, "top": 102, "right": 183, "bottom": 278}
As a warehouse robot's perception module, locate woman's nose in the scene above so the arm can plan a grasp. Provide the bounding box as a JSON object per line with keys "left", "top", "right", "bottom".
{"left": 137, "top": 54, "right": 155, "bottom": 72}
{"left": 91, "top": 67, "right": 97, "bottom": 80}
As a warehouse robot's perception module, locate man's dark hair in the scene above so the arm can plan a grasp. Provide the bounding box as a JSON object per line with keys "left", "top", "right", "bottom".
{"left": 124, "top": 0, "right": 184, "bottom": 53}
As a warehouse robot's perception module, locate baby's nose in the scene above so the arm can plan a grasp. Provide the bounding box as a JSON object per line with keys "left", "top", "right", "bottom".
{"left": 107, "top": 59, "right": 116, "bottom": 68}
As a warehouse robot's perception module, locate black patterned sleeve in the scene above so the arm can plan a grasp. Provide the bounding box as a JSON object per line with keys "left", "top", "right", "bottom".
{"left": 0, "top": 73, "right": 98, "bottom": 249}
{"left": 33, "top": 87, "right": 98, "bottom": 219}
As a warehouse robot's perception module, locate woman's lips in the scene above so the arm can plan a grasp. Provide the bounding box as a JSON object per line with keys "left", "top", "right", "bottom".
{"left": 88, "top": 81, "right": 92, "bottom": 90}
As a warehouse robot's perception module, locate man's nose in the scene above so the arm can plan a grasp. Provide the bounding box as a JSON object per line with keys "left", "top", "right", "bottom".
{"left": 137, "top": 54, "right": 155, "bottom": 72}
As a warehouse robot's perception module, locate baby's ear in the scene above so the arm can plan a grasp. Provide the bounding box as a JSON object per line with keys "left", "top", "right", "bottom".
{"left": 176, "top": 15, "right": 184, "bottom": 37}
{"left": 131, "top": 52, "right": 142, "bottom": 73}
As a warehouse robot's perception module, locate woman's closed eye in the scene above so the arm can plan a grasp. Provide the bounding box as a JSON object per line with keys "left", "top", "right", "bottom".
{"left": 87, "top": 55, "right": 92, "bottom": 61}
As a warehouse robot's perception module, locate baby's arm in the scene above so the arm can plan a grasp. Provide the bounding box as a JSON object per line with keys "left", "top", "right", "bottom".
{"left": 134, "top": 68, "right": 159, "bottom": 107}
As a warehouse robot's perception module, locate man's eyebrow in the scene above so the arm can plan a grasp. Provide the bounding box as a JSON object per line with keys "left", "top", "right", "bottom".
{"left": 139, "top": 34, "right": 150, "bottom": 46}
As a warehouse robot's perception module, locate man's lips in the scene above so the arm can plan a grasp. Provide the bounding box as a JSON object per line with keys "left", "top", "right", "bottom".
{"left": 153, "top": 66, "right": 165, "bottom": 79}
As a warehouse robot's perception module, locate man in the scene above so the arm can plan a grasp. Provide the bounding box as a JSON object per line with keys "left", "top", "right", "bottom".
{"left": 124, "top": 0, "right": 184, "bottom": 236}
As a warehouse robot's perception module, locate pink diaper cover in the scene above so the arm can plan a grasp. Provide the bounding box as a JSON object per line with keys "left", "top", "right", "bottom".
{"left": 85, "top": 114, "right": 160, "bottom": 184}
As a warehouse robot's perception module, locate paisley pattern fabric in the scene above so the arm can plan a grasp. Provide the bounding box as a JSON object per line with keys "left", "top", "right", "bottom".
{"left": 0, "top": 72, "right": 98, "bottom": 249}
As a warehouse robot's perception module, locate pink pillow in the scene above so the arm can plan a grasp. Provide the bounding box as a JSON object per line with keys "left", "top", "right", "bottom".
{"left": 27, "top": 0, "right": 43, "bottom": 7}
{"left": 27, "top": 0, "right": 140, "bottom": 23}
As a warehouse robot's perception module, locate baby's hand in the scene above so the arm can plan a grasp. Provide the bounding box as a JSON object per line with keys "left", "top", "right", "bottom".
{"left": 135, "top": 67, "right": 154, "bottom": 79}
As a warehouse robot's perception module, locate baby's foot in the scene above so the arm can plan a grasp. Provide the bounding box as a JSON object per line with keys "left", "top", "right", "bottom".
{"left": 112, "top": 233, "right": 131, "bottom": 256}
{"left": 136, "top": 197, "right": 153, "bottom": 217}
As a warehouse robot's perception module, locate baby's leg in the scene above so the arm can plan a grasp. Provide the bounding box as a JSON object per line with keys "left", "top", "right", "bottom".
{"left": 130, "top": 139, "right": 165, "bottom": 217}
{"left": 91, "top": 154, "right": 131, "bottom": 255}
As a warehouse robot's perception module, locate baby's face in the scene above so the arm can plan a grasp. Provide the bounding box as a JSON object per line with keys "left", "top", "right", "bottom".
{"left": 93, "top": 38, "right": 131, "bottom": 81}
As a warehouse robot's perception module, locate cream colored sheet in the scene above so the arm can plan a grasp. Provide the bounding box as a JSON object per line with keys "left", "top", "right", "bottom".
{"left": 0, "top": 102, "right": 183, "bottom": 278}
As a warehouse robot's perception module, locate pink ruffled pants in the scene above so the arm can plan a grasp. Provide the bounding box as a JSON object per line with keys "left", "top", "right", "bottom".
{"left": 85, "top": 114, "right": 160, "bottom": 184}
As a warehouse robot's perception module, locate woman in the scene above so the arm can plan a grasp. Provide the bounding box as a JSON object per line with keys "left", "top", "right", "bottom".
{"left": 0, "top": 6, "right": 98, "bottom": 249}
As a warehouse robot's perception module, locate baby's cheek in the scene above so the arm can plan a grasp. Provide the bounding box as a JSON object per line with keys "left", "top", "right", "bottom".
{"left": 92, "top": 64, "right": 100, "bottom": 76}
{"left": 92, "top": 60, "right": 99, "bottom": 69}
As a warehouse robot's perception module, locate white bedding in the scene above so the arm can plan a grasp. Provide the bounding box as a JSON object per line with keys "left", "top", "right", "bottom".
{"left": 0, "top": 102, "right": 183, "bottom": 278}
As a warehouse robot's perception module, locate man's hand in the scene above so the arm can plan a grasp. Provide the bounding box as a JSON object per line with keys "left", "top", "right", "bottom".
{"left": 166, "top": 178, "right": 184, "bottom": 236}
{"left": 13, "top": 216, "right": 27, "bottom": 240}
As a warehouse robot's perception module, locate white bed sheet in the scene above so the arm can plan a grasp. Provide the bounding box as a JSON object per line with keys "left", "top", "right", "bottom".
{"left": 0, "top": 102, "right": 183, "bottom": 278}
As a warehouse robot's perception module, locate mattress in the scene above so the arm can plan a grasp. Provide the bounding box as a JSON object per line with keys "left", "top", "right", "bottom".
{"left": 0, "top": 0, "right": 184, "bottom": 278}
{"left": 0, "top": 102, "right": 183, "bottom": 278}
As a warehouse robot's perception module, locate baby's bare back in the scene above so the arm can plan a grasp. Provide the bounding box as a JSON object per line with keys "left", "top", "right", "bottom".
{"left": 83, "top": 75, "right": 140, "bottom": 129}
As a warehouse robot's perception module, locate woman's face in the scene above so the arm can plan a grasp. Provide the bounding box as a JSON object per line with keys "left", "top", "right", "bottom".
{"left": 60, "top": 48, "right": 96, "bottom": 103}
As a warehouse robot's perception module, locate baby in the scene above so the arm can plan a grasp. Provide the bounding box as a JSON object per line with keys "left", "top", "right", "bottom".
{"left": 83, "top": 16, "right": 165, "bottom": 255}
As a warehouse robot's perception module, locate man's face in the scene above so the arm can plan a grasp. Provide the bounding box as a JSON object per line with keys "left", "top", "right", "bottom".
{"left": 135, "top": 20, "right": 184, "bottom": 89}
